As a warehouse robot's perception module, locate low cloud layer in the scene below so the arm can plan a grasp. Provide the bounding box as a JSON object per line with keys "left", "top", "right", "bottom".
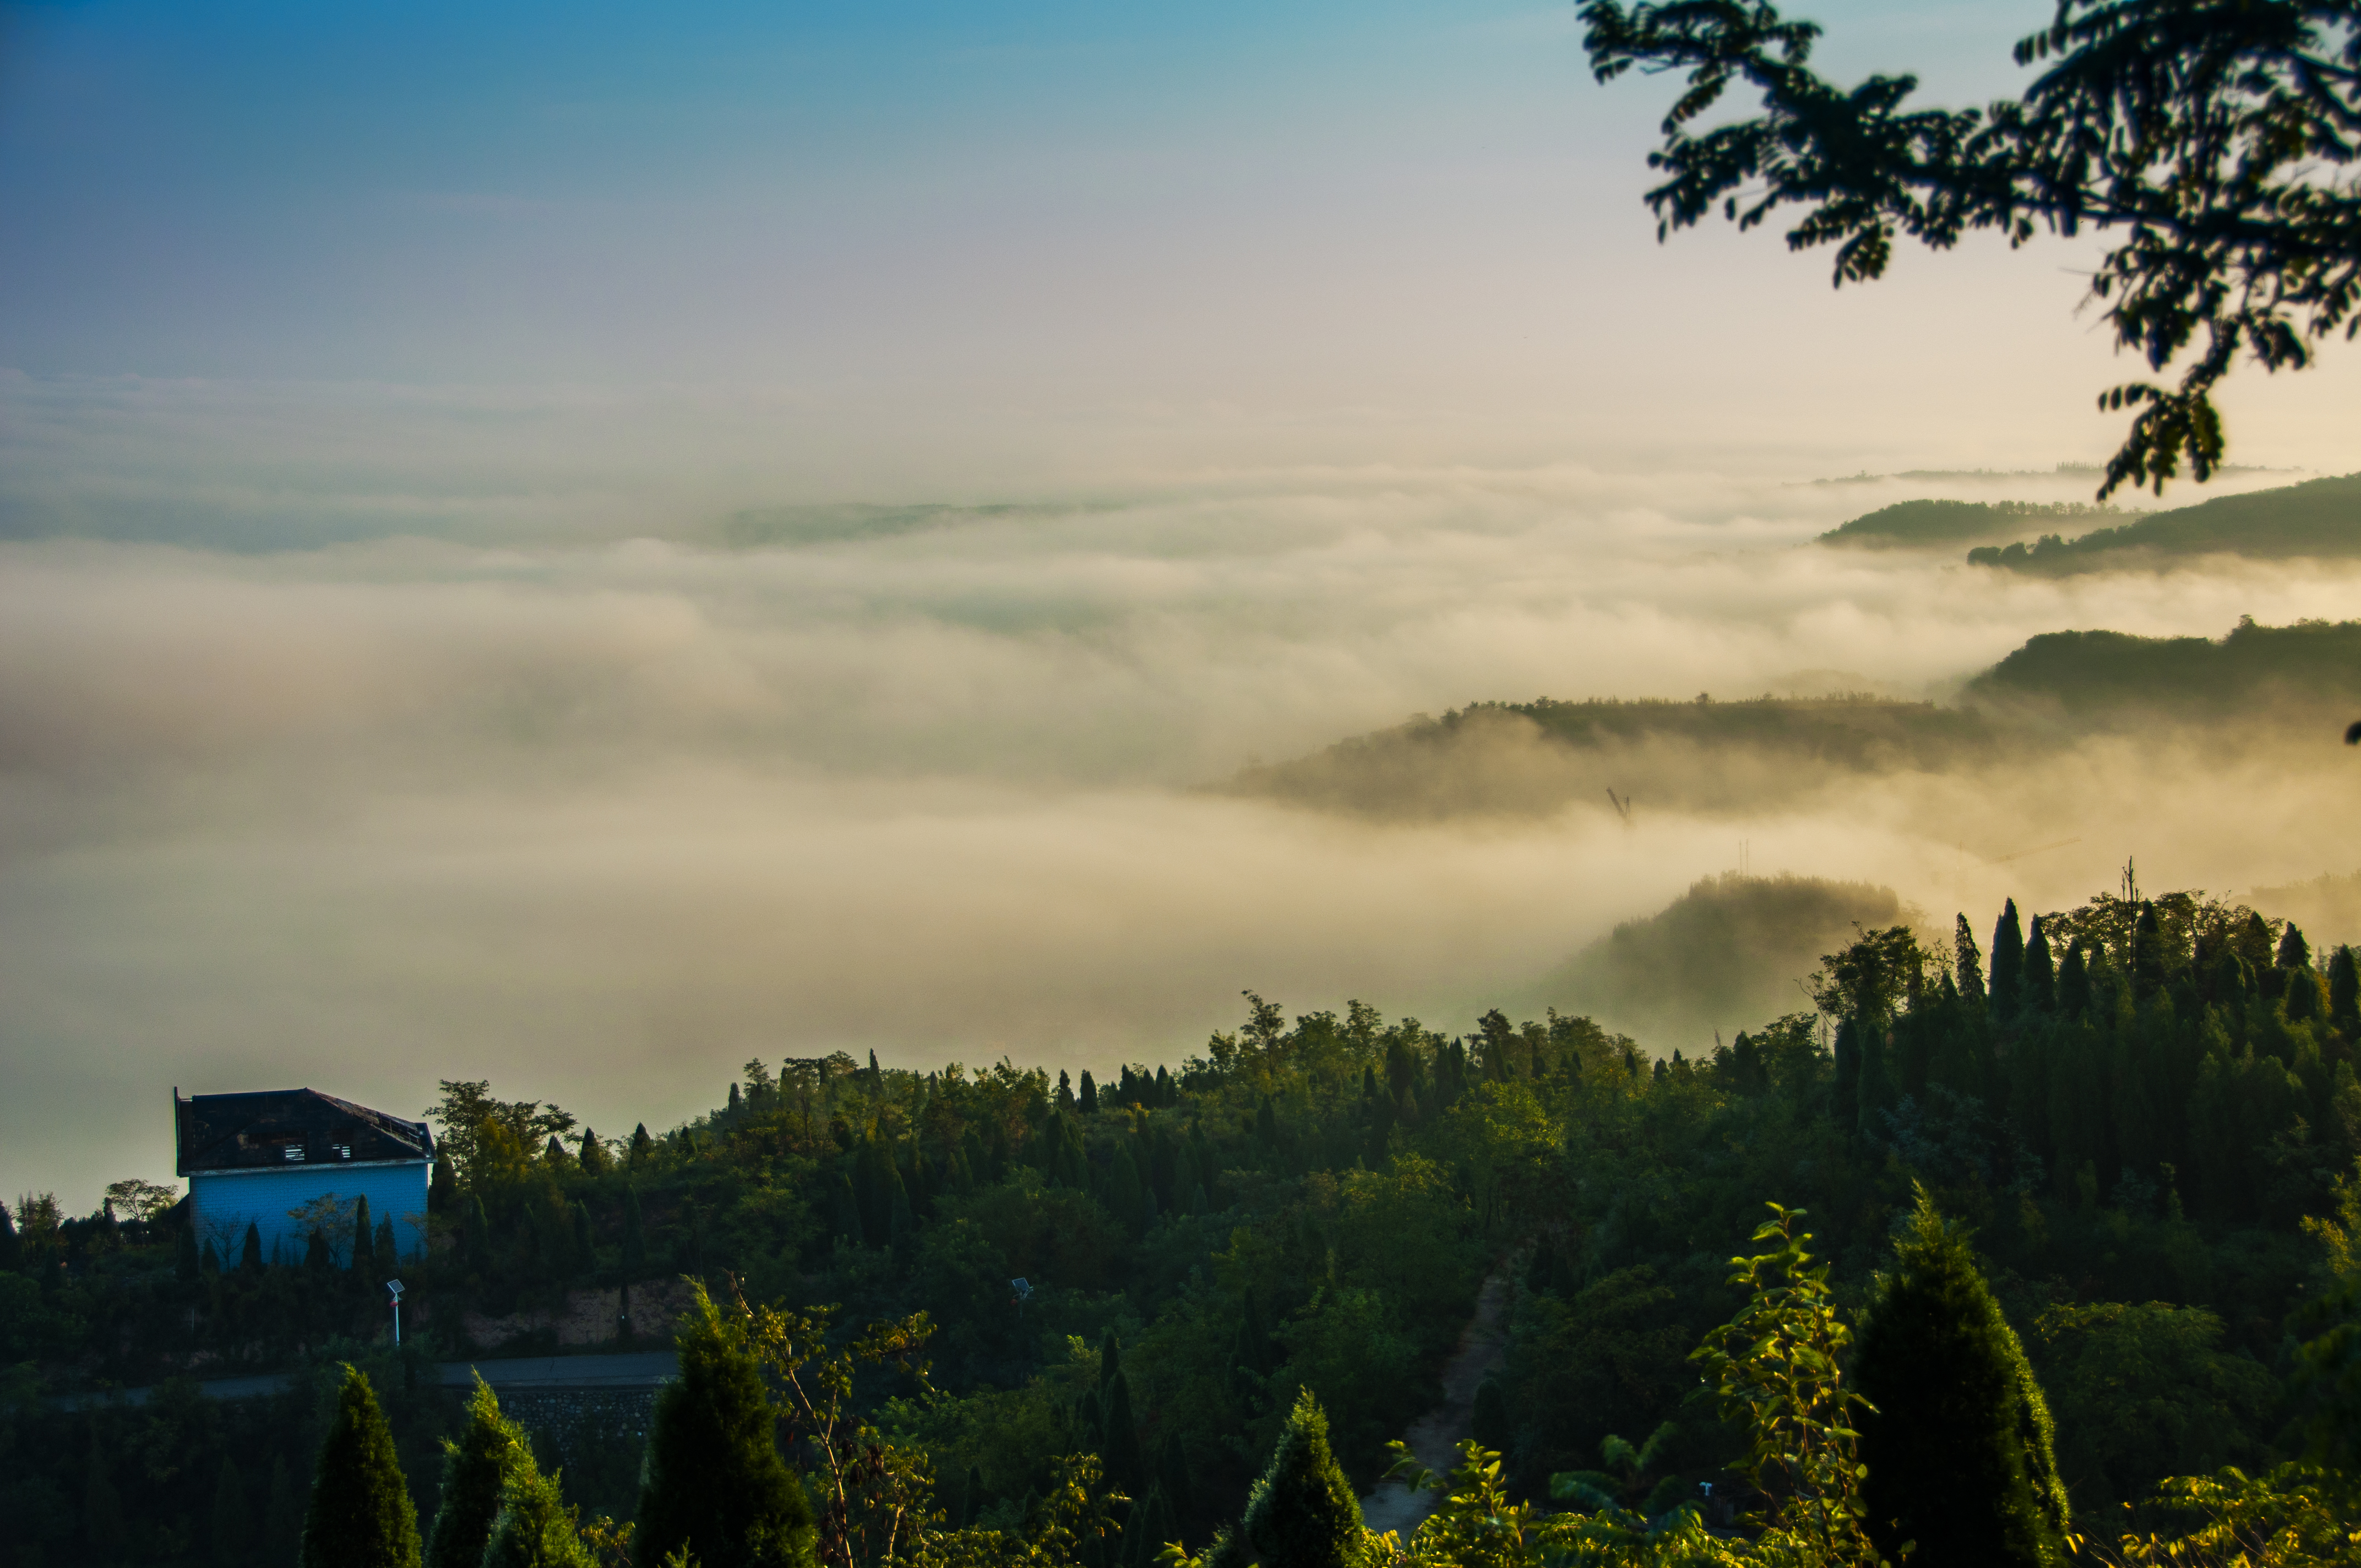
{"left": 3, "top": 398, "right": 2356, "bottom": 1206}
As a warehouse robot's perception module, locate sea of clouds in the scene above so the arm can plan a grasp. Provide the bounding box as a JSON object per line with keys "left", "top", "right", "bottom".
{"left": 4, "top": 373, "right": 2356, "bottom": 1204}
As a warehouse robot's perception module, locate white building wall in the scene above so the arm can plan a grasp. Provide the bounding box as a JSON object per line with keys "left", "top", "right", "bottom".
{"left": 189, "top": 1162, "right": 430, "bottom": 1267}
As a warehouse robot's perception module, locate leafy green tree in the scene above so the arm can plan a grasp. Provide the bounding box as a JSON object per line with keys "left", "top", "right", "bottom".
{"left": 1579, "top": 0, "right": 2361, "bottom": 493}
{"left": 638, "top": 1287, "right": 818, "bottom": 1568}
{"left": 302, "top": 1364, "right": 423, "bottom": 1568}
{"left": 1854, "top": 1191, "right": 2071, "bottom": 1567}
{"left": 1547, "top": 1420, "right": 1687, "bottom": 1520}
{"left": 425, "top": 1377, "right": 529, "bottom": 1568}
{"left": 1242, "top": 1389, "right": 1363, "bottom": 1568}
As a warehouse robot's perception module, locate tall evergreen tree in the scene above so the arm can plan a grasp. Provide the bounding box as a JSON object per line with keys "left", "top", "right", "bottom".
{"left": 177, "top": 1214, "right": 201, "bottom": 1282}
{"left": 637, "top": 1288, "right": 818, "bottom": 1568}
{"left": 426, "top": 1377, "right": 529, "bottom": 1568}
{"left": 2025, "top": 916, "right": 2057, "bottom": 1015}
{"left": 430, "top": 1154, "right": 458, "bottom": 1214}
{"left": 579, "top": 1127, "right": 611, "bottom": 1176}
{"left": 1855, "top": 1191, "right": 2071, "bottom": 1568}
{"left": 1102, "top": 1372, "right": 1146, "bottom": 1499}
{"left": 0, "top": 1199, "right": 18, "bottom": 1271}
{"left": 623, "top": 1187, "right": 648, "bottom": 1274}
{"left": 2058, "top": 943, "right": 2091, "bottom": 1020}
{"left": 211, "top": 1455, "right": 251, "bottom": 1568}
{"left": 481, "top": 1460, "right": 593, "bottom": 1568}
{"left": 302, "top": 1364, "right": 423, "bottom": 1568}
{"left": 374, "top": 1217, "right": 399, "bottom": 1278}
{"left": 1080, "top": 1070, "right": 1100, "bottom": 1114}
{"left": 241, "top": 1220, "right": 264, "bottom": 1275}
{"left": 1990, "top": 899, "right": 2025, "bottom": 1013}
{"left": 1954, "top": 914, "right": 1986, "bottom": 1003}
{"left": 2332, "top": 945, "right": 2361, "bottom": 1039}
{"left": 1241, "top": 1390, "right": 1364, "bottom": 1568}
{"left": 350, "top": 1194, "right": 372, "bottom": 1275}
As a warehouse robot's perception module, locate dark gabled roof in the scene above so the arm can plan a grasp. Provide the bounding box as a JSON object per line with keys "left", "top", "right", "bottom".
{"left": 174, "top": 1088, "right": 433, "bottom": 1175}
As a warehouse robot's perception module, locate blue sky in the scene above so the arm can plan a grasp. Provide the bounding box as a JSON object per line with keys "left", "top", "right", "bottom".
{"left": 2, "top": 0, "right": 2081, "bottom": 392}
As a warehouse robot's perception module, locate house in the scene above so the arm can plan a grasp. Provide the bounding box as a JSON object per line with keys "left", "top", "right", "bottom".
{"left": 173, "top": 1087, "right": 434, "bottom": 1267}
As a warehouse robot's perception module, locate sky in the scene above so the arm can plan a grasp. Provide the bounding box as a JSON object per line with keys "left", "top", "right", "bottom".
{"left": 4, "top": 0, "right": 2359, "bottom": 1207}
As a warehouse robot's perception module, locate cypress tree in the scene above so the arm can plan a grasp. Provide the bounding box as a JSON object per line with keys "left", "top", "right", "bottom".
{"left": 2332, "top": 945, "right": 2361, "bottom": 1039}
{"left": 1990, "top": 900, "right": 2025, "bottom": 1013}
{"left": 241, "top": 1221, "right": 264, "bottom": 1275}
{"left": 629, "top": 1124, "right": 653, "bottom": 1167}
{"left": 1954, "top": 914, "right": 1987, "bottom": 1003}
{"left": 350, "top": 1195, "right": 373, "bottom": 1275}
{"left": 306, "top": 1227, "right": 333, "bottom": 1272}
{"left": 211, "top": 1455, "right": 251, "bottom": 1568}
{"left": 579, "top": 1128, "right": 611, "bottom": 1177}
{"left": 571, "top": 1201, "right": 594, "bottom": 1274}
{"left": 623, "top": 1188, "right": 648, "bottom": 1275}
{"left": 177, "top": 1215, "right": 201, "bottom": 1282}
{"left": 430, "top": 1155, "right": 457, "bottom": 1214}
{"left": 2280, "top": 922, "right": 2314, "bottom": 972}
{"left": 1122, "top": 1483, "right": 1175, "bottom": 1567}
{"left": 0, "top": 1200, "right": 18, "bottom": 1271}
{"left": 637, "top": 1287, "right": 818, "bottom": 1568}
{"left": 482, "top": 1460, "right": 593, "bottom": 1568}
{"left": 1081, "top": 1070, "right": 1100, "bottom": 1113}
{"left": 2058, "top": 943, "right": 2091, "bottom": 1020}
{"left": 2025, "top": 916, "right": 2057, "bottom": 1015}
{"left": 1155, "top": 1432, "right": 1196, "bottom": 1527}
{"left": 1103, "top": 1371, "right": 1145, "bottom": 1497}
{"left": 375, "top": 1217, "right": 399, "bottom": 1277}
{"left": 1241, "top": 1389, "right": 1364, "bottom": 1568}
{"left": 302, "top": 1364, "right": 423, "bottom": 1568}
{"left": 426, "top": 1377, "right": 528, "bottom": 1568}
{"left": 1855, "top": 1191, "right": 2070, "bottom": 1568}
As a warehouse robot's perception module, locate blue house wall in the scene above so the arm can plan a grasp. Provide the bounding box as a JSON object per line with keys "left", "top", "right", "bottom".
{"left": 191, "top": 1161, "right": 430, "bottom": 1268}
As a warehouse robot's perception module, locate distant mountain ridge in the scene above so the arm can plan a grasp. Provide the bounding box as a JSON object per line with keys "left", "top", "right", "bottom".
{"left": 1218, "top": 616, "right": 2361, "bottom": 820}
{"left": 1963, "top": 471, "right": 2361, "bottom": 572}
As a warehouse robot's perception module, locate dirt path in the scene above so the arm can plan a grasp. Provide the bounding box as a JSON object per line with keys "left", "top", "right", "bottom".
{"left": 1357, "top": 1265, "right": 1512, "bottom": 1537}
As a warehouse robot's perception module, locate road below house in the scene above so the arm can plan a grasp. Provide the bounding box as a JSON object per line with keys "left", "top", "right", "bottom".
{"left": 1357, "top": 1265, "right": 1512, "bottom": 1538}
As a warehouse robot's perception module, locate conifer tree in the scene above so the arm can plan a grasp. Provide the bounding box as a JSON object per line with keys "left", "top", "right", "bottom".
{"left": 2332, "top": 945, "right": 2361, "bottom": 1038}
{"left": 2025, "top": 916, "right": 2057, "bottom": 1014}
{"left": 579, "top": 1127, "right": 611, "bottom": 1176}
{"left": 1954, "top": 914, "right": 1986, "bottom": 1003}
{"left": 1990, "top": 900, "right": 2025, "bottom": 1013}
{"left": 481, "top": 1460, "right": 593, "bottom": 1568}
{"left": 1081, "top": 1070, "right": 1100, "bottom": 1114}
{"left": 1831, "top": 1016, "right": 1860, "bottom": 1125}
{"left": 623, "top": 1187, "right": 648, "bottom": 1274}
{"left": 374, "top": 1216, "right": 399, "bottom": 1277}
{"left": 1155, "top": 1431, "right": 1196, "bottom": 1527}
{"left": 177, "top": 1215, "right": 201, "bottom": 1282}
{"left": 351, "top": 1194, "right": 373, "bottom": 1275}
{"left": 1103, "top": 1371, "right": 1146, "bottom": 1498}
{"left": 629, "top": 1123, "right": 653, "bottom": 1166}
{"left": 571, "top": 1201, "right": 594, "bottom": 1273}
{"left": 241, "top": 1221, "right": 264, "bottom": 1275}
{"left": 302, "top": 1364, "right": 423, "bottom": 1568}
{"left": 1242, "top": 1390, "right": 1364, "bottom": 1568}
{"left": 0, "top": 1199, "right": 18, "bottom": 1271}
{"left": 426, "top": 1377, "right": 529, "bottom": 1568}
{"left": 430, "top": 1155, "right": 458, "bottom": 1214}
{"left": 1856, "top": 1191, "right": 2070, "bottom": 1568}
{"left": 2058, "top": 943, "right": 2091, "bottom": 1020}
{"left": 211, "top": 1455, "right": 251, "bottom": 1568}
{"left": 637, "top": 1288, "right": 818, "bottom": 1568}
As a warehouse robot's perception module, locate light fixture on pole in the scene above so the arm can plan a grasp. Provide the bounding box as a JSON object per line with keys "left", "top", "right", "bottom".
{"left": 386, "top": 1278, "right": 405, "bottom": 1346}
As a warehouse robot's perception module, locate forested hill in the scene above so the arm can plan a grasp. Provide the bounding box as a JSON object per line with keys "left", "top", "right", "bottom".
{"left": 6, "top": 886, "right": 2361, "bottom": 1565}
{"left": 1218, "top": 615, "right": 2361, "bottom": 821}
{"left": 1816, "top": 498, "right": 2124, "bottom": 549}
{"left": 1965, "top": 471, "right": 2361, "bottom": 573}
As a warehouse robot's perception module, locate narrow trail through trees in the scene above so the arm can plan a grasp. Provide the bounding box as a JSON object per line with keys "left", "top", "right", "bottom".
{"left": 1357, "top": 1265, "right": 1511, "bottom": 1536}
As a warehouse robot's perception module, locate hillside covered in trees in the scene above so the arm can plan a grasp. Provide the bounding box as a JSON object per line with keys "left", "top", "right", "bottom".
{"left": 1964, "top": 472, "right": 2361, "bottom": 574}
{"left": 7, "top": 880, "right": 2361, "bottom": 1565}
{"left": 1218, "top": 614, "right": 2361, "bottom": 823}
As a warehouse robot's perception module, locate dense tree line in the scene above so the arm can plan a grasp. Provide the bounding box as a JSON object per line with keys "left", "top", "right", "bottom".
{"left": 6, "top": 880, "right": 2361, "bottom": 1562}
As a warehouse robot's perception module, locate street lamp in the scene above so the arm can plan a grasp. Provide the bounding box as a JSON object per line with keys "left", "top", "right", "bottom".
{"left": 386, "top": 1278, "right": 405, "bottom": 1347}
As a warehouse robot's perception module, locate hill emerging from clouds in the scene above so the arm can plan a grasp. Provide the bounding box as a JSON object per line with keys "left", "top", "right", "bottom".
{"left": 1215, "top": 616, "right": 2361, "bottom": 821}
{"left": 1963, "top": 471, "right": 2361, "bottom": 573}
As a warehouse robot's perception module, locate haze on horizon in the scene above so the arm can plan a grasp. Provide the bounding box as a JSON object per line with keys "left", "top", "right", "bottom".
{"left": 5, "top": 0, "right": 2360, "bottom": 1208}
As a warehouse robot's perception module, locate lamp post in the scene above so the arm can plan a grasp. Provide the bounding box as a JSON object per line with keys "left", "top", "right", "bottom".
{"left": 386, "top": 1278, "right": 404, "bottom": 1347}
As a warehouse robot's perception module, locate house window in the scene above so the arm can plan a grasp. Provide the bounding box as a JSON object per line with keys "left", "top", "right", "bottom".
{"left": 334, "top": 1144, "right": 352, "bottom": 1160}
{"left": 282, "top": 1144, "right": 305, "bottom": 1162}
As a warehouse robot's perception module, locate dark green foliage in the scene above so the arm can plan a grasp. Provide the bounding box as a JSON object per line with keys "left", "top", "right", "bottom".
{"left": 2024, "top": 916, "right": 2056, "bottom": 1014}
{"left": 302, "top": 1364, "right": 423, "bottom": 1568}
{"left": 241, "top": 1221, "right": 263, "bottom": 1275}
{"left": 1470, "top": 1376, "right": 1509, "bottom": 1453}
{"left": 1101, "top": 1372, "right": 1144, "bottom": 1498}
{"left": 1954, "top": 914, "right": 1985, "bottom": 1004}
{"left": 1241, "top": 1390, "right": 1363, "bottom": 1568}
{"left": 1989, "top": 900, "right": 2022, "bottom": 1013}
{"left": 84, "top": 1425, "right": 127, "bottom": 1563}
{"left": 351, "top": 1194, "right": 373, "bottom": 1275}
{"left": 1080, "top": 1070, "right": 1099, "bottom": 1114}
{"left": 1855, "top": 1194, "right": 2071, "bottom": 1568}
{"left": 177, "top": 1215, "right": 200, "bottom": 1282}
{"left": 0, "top": 1200, "right": 18, "bottom": 1271}
{"left": 210, "top": 1456, "right": 250, "bottom": 1568}
{"left": 425, "top": 1378, "right": 526, "bottom": 1568}
{"left": 265, "top": 1455, "right": 303, "bottom": 1565}
{"left": 638, "top": 1290, "right": 818, "bottom": 1568}
{"left": 430, "top": 1155, "right": 457, "bottom": 1213}
{"left": 481, "top": 1460, "right": 591, "bottom": 1568}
